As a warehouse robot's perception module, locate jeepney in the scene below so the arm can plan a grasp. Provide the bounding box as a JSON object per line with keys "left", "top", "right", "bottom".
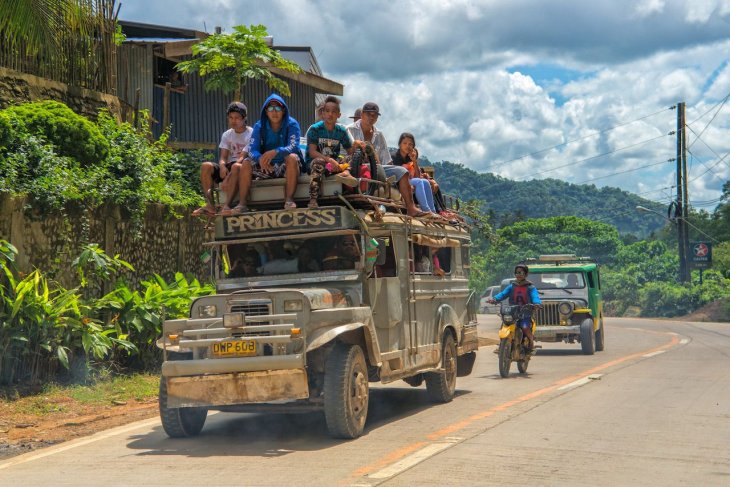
{"left": 525, "top": 254, "right": 605, "bottom": 355}
{"left": 157, "top": 175, "right": 479, "bottom": 439}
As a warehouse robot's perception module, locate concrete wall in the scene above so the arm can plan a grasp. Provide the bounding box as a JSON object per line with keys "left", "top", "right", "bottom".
{"left": 0, "top": 195, "right": 210, "bottom": 290}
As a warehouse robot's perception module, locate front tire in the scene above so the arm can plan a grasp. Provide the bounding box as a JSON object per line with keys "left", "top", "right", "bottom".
{"left": 159, "top": 378, "right": 207, "bottom": 438}
{"left": 324, "top": 343, "right": 369, "bottom": 439}
{"left": 498, "top": 338, "right": 512, "bottom": 378}
{"left": 517, "top": 354, "right": 530, "bottom": 374}
{"left": 425, "top": 333, "right": 457, "bottom": 402}
{"left": 595, "top": 319, "right": 605, "bottom": 352}
{"left": 580, "top": 318, "right": 596, "bottom": 355}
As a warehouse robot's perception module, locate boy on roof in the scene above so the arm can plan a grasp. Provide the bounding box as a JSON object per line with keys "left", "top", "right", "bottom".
{"left": 305, "top": 95, "right": 356, "bottom": 208}
{"left": 226, "top": 94, "right": 304, "bottom": 214}
{"left": 192, "top": 102, "right": 252, "bottom": 217}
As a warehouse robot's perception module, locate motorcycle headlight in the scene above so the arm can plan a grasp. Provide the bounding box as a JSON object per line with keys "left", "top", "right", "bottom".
{"left": 558, "top": 301, "right": 574, "bottom": 316}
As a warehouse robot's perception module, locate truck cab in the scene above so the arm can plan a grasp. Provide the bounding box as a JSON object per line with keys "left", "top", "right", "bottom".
{"left": 525, "top": 254, "right": 605, "bottom": 355}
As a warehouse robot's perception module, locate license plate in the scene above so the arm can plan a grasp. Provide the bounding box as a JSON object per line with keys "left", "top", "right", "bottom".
{"left": 212, "top": 339, "right": 257, "bottom": 357}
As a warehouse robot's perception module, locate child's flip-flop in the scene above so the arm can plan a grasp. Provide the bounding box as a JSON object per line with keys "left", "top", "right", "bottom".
{"left": 284, "top": 201, "right": 297, "bottom": 210}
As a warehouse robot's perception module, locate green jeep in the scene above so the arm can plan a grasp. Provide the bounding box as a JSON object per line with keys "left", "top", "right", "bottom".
{"left": 525, "top": 254, "right": 605, "bottom": 355}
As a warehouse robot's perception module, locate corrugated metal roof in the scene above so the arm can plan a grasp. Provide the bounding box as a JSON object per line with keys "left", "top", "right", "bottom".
{"left": 116, "top": 44, "right": 154, "bottom": 112}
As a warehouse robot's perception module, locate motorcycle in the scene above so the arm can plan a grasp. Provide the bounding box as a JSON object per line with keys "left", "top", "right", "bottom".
{"left": 496, "top": 303, "right": 539, "bottom": 378}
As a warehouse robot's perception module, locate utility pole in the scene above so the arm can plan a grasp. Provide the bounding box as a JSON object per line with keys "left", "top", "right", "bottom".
{"left": 676, "top": 102, "right": 690, "bottom": 283}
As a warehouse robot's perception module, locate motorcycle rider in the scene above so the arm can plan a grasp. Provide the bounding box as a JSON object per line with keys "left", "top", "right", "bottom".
{"left": 488, "top": 264, "right": 542, "bottom": 351}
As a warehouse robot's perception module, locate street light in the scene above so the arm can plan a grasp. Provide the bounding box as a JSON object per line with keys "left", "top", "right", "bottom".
{"left": 636, "top": 205, "right": 689, "bottom": 282}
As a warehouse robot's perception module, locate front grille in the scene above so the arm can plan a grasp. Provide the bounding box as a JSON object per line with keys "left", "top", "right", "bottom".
{"left": 229, "top": 299, "right": 272, "bottom": 336}
{"left": 535, "top": 302, "right": 561, "bottom": 326}
{"left": 230, "top": 300, "right": 271, "bottom": 316}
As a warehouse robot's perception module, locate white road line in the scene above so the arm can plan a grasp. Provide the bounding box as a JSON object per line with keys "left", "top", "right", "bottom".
{"left": 0, "top": 417, "right": 160, "bottom": 470}
{"left": 558, "top": 374, "right": 603, "bottom": 391}
{"left": 367, "top": 438, "right": 462, "bottom": 480}
{"left": 643, "top": 350, "right": 666, "bottom": 358}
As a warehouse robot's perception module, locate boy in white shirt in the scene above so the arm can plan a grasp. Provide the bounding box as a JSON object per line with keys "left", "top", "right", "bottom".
{"left": 192, "top": 102, "right": 252, "bottom": 216}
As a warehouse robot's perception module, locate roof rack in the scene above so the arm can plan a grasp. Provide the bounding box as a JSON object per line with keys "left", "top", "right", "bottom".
{"left": 524, "top": 254, "right": 596, "bottom": 265}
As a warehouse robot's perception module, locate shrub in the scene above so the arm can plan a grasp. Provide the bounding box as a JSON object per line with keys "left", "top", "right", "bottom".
{"left": 2, "top": 100, "right": 109, "bottom": 166}
{"left": 0, "top": 112, "right": 11, "bottom": 148}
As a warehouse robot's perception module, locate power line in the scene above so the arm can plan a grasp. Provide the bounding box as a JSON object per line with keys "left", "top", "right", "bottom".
{"left": 687, "top": 89, "right": 730, "bottom": 128}
{"left": 482, "top": 106, "right": 675, "bottom": 171}
{"left": 686, "top": 149, "right": 730, "bottom": 184}
{"left": 514, "top": 132, "right": 671, "bottom": 181}
{"left": 685, "top": 125, "right": 730, "bottom": 170}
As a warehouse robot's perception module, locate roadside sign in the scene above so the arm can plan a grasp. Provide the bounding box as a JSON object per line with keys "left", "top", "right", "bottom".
{"left": 689, "top": 242, "right": 712, "bottom": 269}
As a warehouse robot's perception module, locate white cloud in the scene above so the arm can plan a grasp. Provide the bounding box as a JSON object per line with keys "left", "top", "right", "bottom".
{"left": 634, "top": 0, "right": 665, "bottom": 18}
{"left": 117, "top": 0, "right": 730, "bottom": 209}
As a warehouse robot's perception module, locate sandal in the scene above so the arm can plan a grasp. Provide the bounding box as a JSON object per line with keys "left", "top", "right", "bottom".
{"left": 284, "top": 200, "right": 297, "bottom": 210}
{"left": 223, "top": 204, "right": 249, "bottom": 216}
{"left": 308, "top": 199, "right": 319, "bottom": 209}
{"left": 192, "top": 206, "right": 215, "bottom": 217}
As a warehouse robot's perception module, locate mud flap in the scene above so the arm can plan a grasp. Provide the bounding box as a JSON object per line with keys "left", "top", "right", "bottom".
{"left": 456, "top": 352, "right": 476, "bottom": 377}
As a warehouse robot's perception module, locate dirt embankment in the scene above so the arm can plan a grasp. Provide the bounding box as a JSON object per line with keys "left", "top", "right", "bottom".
{"left": 0, "top": 397, "right": 157, "bottom": 459}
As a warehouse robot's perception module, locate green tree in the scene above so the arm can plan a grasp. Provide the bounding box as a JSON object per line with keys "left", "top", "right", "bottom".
{"left": 176, "top": 24, "right": 302, "bottom": 98}
{"left": 0, "top": 0, "right": 75, "bottom": 51}
{"left": 482, "top": 216, "right": 622, "bottom": 286}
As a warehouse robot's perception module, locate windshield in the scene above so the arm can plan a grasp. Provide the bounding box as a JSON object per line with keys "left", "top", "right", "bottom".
{"left": 217, "top": 234, "right": 362, "bottom": 279}
{"left": 531, "top": 272, "right": 585, "bottom": 290}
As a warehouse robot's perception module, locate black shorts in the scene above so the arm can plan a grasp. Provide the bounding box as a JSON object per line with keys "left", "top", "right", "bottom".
{"left": 212, "top": 161, "right": 234, "bottom": 183}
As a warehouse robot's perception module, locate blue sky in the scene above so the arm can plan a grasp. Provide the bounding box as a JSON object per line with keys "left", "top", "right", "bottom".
{"left": 119, "top": 0, "right": 730, "bottom": 212}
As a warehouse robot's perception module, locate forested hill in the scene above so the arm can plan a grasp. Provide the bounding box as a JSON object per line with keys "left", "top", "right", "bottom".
{"left": 431, "top": 161, "right": 666, "bottom": 236}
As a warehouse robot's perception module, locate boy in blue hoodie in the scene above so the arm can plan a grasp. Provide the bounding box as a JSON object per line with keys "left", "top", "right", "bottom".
{"left": 226, "top": 94, "right": 304, "bottom": 213}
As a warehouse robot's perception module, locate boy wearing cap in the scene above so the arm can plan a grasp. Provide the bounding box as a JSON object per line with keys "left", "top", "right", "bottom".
{"left": 192, "top": 101, "right": 252, "bottom": 217}
{"left": 305, "top": 95, "right": 356, "bottom": 208}
{"left": 227, "top": 94, "right": 304, "bottom": 213}
{"left": 347, "top": 102, "right": 427, "bottom": 217}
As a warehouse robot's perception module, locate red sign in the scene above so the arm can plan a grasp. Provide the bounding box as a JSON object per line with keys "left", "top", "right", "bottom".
{"left": 690, "top": 242, "right": 712, "bottom": 269}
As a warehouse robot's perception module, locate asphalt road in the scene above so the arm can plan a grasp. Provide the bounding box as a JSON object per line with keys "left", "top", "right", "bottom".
{"left": 1, "top": 315, "right": 728, "bottom": 486}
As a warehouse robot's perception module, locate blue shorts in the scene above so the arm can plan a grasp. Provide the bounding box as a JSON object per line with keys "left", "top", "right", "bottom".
{"left": 517, "top": 318, "right": 532, "bottom": 329}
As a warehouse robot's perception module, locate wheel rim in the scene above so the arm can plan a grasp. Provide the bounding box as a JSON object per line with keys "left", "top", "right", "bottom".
{"left": 444, "top": 340, "right": 456, "bottom": 392}
{"left": 350, "top": 364, "right": 368, "bottom": 419}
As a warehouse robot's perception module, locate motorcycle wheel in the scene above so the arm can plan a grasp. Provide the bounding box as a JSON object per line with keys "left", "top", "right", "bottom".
{"left": 517, "top": 356, "right": 530, "bottom": 374}
{"left": 498, "top": 338, "right": 512, "bottom": 378}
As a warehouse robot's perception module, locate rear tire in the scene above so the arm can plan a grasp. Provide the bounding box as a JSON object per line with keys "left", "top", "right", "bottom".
{"left": 159, "top": 378, "right": 207, "bottom": 438}
{"left": 595, "top": 320, "right": 605, "bottom": 352}
{"left": 425, "top": 333, "right": 457, "bottom": 402}
{"left": 498, "top": 338, "right": 512, "bottom": 378}
{"left": 580, "top": 318, "right": 596, "bottom": 355}
{"left": 324, "top": 343, "right": 369, "bottom": 439}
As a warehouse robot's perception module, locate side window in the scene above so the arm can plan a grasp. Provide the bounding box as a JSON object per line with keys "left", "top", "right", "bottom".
{"left": 375, "top": 237, "right": 397, "bottom": 278}
{"left": 461, "top": 245, "right": 470, "bottom": 279}
{"left": 413, "top": 244, "right": 431, "bottom": 274}
{"left": 595, "top": 271, "right": 601, "bottom": 290}
{"left": 586, "top": 272, "right": 595, "bottom": 288}
{"left": 436, "top": 247, "right": 452, "bottom": 274}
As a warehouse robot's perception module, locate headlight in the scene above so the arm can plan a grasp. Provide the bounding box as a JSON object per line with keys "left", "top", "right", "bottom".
{"left": 558, "top": 301, "right": 574, "bottom": 315}
{"left": 284, "top": 299, "right": 303, "bottom": 312}
{"left": 198, "top": 304, "right": 217, "bottom": 318}
{"left": 223, "top": 313, "right": 245, "bottom": 328}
